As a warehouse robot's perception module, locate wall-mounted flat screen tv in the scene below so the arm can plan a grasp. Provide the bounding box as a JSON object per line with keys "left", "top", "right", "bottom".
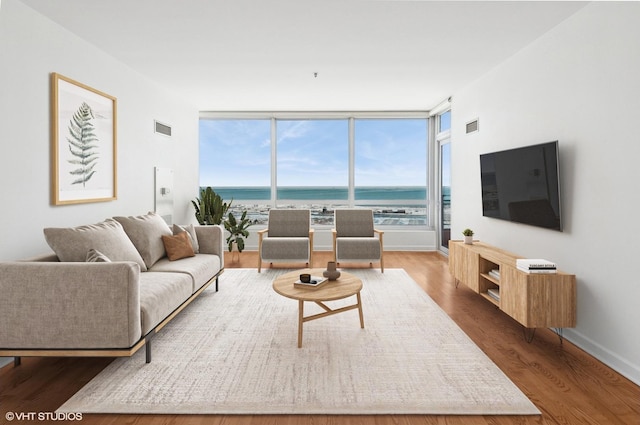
{"left": 480, "top": 141, "right": 562, "bottom": 231}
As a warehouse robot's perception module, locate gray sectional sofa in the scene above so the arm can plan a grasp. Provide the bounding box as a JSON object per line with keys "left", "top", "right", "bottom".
{"left": 0, "top": 212, "right": 224, "bottom": 364}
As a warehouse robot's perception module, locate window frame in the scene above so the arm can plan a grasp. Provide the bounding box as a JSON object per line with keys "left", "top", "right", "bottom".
{"left": 200, "top": 111, "right": 431, "bottom": 229}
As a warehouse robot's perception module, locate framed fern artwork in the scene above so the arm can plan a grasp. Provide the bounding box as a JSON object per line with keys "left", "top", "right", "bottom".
{"left": 51, "top": 73, "right": 117, "bottom": 205}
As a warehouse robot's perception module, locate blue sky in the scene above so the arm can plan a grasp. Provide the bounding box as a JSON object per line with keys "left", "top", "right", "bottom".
{"left": 199, "top": 118, "right": 428, "bottom": 187}
{"left": 199, "top": 119, "right": 271, "bottom": 186}
{"left": 354, "top": 119, "right": 428, "bottom": 186}
{"left": 276, "top": 120, "right": 348, "bottom": 186}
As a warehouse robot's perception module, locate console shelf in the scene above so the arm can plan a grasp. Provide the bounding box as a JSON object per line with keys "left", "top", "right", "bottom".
{"left": 449, "top": 241, "right": 576, "bottom": 332}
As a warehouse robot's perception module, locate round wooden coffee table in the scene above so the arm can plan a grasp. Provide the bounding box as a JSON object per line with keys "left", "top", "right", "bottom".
{"left": 272, "top": 268, "right": 364, "bottom": 348}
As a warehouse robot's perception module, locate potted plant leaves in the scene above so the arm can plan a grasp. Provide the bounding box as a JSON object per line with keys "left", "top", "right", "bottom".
{"left": 224, "top": 211, "right": 252, "bottom": 259}
{"left": 462, "top": 228, "right": 474, "bottom": 245}
{"left": 191, "top": 187, "right": 231, "bottom": 225}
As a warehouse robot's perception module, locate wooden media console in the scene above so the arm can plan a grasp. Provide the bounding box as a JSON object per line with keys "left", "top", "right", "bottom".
{"left": 449, "top": 240, "right": 576, "bottom": 340}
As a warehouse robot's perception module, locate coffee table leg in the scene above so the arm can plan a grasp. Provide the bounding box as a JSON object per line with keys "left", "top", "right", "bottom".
{"left": 357, "top": 292, "right": 365, "bottom": 328}
{"left": 298, "top": 299, "right": 304, "bottom": 348}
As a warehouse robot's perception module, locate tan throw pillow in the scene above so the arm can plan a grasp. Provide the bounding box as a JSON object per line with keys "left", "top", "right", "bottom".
{"left": 173, "top": 224, "right": 199, "bottom": 253}
{"left": 113, "top": 212, "right": 172, "bottom": 268}
{"left": 44, "top": 220, "right": 147, "bottom": 271}
{"left": 86, "top": 248, "right": 111, "bottom": 263}
{"left": 162, "top": 231, "right": 196, "bottom": 261}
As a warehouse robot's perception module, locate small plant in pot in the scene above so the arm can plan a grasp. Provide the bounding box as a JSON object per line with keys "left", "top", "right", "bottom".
{"left": 462, "top": 228, "right": 474, "bottom": 244}
{"left": 224, "top": 210, "right": 252, "bottom": 255}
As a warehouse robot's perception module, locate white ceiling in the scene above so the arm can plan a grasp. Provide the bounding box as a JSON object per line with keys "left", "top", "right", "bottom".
{"left": 18, "top": 0, "right": 588, "bottom": 111}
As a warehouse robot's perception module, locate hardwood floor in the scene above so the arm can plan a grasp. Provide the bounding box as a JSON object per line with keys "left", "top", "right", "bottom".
{"left": 1, "top": 251, "right": 638, "bottom": 424}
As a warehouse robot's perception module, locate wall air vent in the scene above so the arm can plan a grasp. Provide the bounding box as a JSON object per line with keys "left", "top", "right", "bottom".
{"left": 466, "top": 118, "right": 479, "bottom": 134}
{"left": 154, "top": 120, "right": 172, "bottom": 137}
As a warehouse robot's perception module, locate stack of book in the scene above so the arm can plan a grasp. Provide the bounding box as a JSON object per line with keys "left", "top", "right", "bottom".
{"left": 488, "top": 269, "right": 500, "bottom": 281}
{"left": 294, "top": 276, "right": 329, "bottom": 289}
{"left": 516, "top": 259, "right": 557, "bottom": 274}
{"left": 487, "top": 288, "right": 500, "bottom": 302}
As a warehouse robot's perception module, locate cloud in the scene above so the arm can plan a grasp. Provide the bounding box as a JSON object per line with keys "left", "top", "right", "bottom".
{"left": 201, "top": 118, "right": 427, "bottom": 187}
{"left": 276, "top": 121, "right": 311, "bottom": 144}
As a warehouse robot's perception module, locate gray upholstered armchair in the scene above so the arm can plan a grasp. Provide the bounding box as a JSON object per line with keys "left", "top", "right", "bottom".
{"left": 257, "top": 209, "right": 314, "bottom": 272}
{"left": 332, "top": 209, "right": 384, "bottom": 272}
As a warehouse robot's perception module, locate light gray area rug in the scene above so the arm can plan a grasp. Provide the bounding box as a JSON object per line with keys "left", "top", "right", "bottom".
{"left": 58, "top": 268, "right": 539, "bottom": 415}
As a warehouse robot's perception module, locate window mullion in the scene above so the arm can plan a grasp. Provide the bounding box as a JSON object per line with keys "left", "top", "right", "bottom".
{"left": 271, "top": 118, "right": 277, "bottom": 207}
{"left": 348, "top": 117, "right": 355, "bottom": 207}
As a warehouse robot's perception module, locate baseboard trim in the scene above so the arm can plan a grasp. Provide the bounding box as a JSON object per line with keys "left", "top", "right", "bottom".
{"left": 562, "top": 328, "right": 640, "bottom": 386}
{"left": 309, "top": 245, "right": 437, "bottom": 252}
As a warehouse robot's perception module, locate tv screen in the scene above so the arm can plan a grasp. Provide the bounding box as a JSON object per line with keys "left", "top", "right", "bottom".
{"left": 480, "top": 141, "right": 562, "bottom": 231}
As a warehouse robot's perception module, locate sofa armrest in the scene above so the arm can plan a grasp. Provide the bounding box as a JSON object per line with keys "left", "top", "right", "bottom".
{"left": 194, "top": 225, "right": 224, "bottom": 261}
{"left": 0, "top": 261, "right": 142, "bottom": 349}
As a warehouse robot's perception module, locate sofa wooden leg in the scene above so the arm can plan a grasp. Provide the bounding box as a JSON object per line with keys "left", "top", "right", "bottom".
{"left": 14, "top": 356, "right": 21, "bottom": 367}
{"left": 145, "top": 340, "right": 152, "bottom": 363}
{"left": 215, "top": 276, "right": 219, "bottom": 292}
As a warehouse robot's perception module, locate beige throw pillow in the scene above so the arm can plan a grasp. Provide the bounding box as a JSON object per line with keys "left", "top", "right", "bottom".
{"left": 173, "top": 224, "right": 200, "bottom": 253}
{"left": 113, "top": 212, "right": 172, "bottom": 268}
{"left": 44, "top": 220, "right": 147, "bottom": 271}
{"left": 162, "top": 231, "right": 196, "bottom": 261}
{"left": 86, "top": 248, "right": 111, "bottom": 263}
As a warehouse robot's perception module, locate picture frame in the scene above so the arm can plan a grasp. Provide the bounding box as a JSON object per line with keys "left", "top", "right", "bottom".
{"left": 51, "top": 73, "right": 117, "bottom": 205}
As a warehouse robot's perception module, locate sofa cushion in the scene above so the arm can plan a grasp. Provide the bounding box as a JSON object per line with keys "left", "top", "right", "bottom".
{"left": 336, "top": 237, "right": 381, "bottom": 260}
{"left": 150, "top": 254, "right": 221, "bottom": 292}
{"left": 173, "top": 224, "right": 199, "bottom": 253}
{"left": 113, "top": 212, "right": 172, "bottom": 269}
{"left": 139, "top": 272, "right": 192, "bottom": 335}
{"left": 44, "top": 220, "right": 147, "bottom": 271}
{"left": 162, "top": 232, "right": 195, "bottom": 261}
{"left": 86, "top": 249, "right": 111, "bottom": 263}
{"left": 261, "top": 237, "right": 309, "bottom": 261}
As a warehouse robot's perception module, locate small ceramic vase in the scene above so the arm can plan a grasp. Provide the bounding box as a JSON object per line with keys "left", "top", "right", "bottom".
{"left": 323, "top": 261, "right": 341, "bottom": 281}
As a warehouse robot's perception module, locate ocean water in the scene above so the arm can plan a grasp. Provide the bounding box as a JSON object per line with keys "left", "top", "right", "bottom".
{"left": 200, "top": 186, "right": 448, "bottom": 226}
{"left": 208, "top": 186, "right": 427, "bottom": 201}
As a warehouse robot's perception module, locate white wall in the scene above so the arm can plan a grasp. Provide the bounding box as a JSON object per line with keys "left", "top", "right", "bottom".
{"left": 0, "top": 0, "right": 200, "bottom": 262}
{"left": 451, "top": 2, "right": 640, "bottom": 384}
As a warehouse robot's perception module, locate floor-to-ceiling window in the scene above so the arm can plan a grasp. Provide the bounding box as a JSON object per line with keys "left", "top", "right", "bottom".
{"left": 354, "top": 119, "right": 427, "bottom": 226}
{"left": 436, "top": 110, "right": 451, "bottom": 251}
{"left": 198, "top": 118, "right": 272, "bottom": 224}
{"left": 275, "top": 119, "right": 349, "bottom": 224}
{"left": 199, "top": 113, "right": 429, "bottom": 227}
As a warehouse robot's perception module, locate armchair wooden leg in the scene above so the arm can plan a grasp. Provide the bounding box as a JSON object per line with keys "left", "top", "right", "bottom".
{"left": 257, "top": 231, "right": 265, "bottom": 273}
{"left": 378, "top": 231, "right": 384, "bottom": 272}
